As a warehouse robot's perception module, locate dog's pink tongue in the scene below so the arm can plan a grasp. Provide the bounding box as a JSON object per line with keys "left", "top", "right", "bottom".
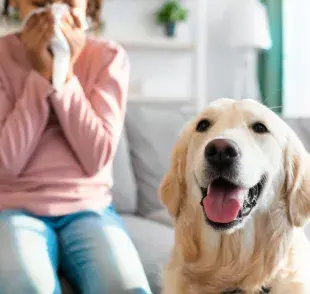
{"left": 202, "top": 185, "right": 245, "bottom": 223}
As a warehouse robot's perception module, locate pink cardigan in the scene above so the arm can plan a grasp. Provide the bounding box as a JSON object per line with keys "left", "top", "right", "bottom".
{"left": 0, "top": 34, "right": 130, "bottom": 216}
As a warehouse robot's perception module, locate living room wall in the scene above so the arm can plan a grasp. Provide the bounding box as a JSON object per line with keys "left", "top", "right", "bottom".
{"left": 103, "top": 0, "right": 261, "bottom": 106}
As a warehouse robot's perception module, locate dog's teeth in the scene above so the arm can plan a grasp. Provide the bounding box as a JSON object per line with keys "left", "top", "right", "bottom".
{"left": 243, "top": 207, "right": 251, "bottom": 215}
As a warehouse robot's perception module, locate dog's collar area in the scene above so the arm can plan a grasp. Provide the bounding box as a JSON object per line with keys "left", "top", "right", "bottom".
{"left": 223, "top": 286, "right": 271, "bottom": 294}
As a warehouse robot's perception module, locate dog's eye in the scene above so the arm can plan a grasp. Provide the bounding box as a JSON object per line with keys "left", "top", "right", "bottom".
{"left": 196, "top": 119, "right": 211, "bottom": 132}
{"left": 252, "top": 122, "right": 269, "bottom": 134}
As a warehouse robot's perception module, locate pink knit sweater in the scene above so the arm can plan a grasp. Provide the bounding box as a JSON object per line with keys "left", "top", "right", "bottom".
{"left": 0, "top": 34, "right": 129, "bottom": 216}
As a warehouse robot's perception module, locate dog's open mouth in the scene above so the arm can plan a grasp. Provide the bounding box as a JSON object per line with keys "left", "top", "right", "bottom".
{"left": 200, "top": 176, "right": 266, "bottom": 230}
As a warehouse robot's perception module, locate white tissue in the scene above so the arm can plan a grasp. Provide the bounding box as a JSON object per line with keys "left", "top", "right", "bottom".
{"left": 21, "top": 3, "right": 87, "bottom": 91}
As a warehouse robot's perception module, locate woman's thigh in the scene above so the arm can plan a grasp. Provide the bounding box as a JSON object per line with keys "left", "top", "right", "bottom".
{"left": 0, "top": 210, "right": 60, "bottom": 294}
{"left": 59, "top": 206, "right": 152, "bottom": 294}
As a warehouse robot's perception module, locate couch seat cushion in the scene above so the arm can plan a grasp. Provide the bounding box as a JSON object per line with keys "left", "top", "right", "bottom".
{"left": 121, "top": 214, "right": 174, "bottom": 294}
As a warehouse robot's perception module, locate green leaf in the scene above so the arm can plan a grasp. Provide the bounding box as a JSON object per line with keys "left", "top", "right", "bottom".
{"left": 155, "top": 0, "right": 188, "bottom": 24}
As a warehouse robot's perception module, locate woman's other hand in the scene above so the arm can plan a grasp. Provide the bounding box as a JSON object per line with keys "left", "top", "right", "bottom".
{"left": 60, "top": 10, "right": 86, "bottom": 80}
{"left": 21, "top": 10, "right": 54, "bottom": 81}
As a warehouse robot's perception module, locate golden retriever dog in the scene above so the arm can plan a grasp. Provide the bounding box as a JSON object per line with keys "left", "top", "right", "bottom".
{"left": 160, "top": 98, "right": 310, "bottom": 294}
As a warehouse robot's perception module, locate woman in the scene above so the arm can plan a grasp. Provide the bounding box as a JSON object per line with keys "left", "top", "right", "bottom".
{"left": 0, "top": 0, "right": 152, "bottom": 293}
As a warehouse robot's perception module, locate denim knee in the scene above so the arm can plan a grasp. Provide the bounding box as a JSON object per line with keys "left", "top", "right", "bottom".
{"left": 0, "top": 271, "right": 61, "bottom": 294}
{"left": 77, "top": 273, "right": 152, "bottom": 294}
{"left": 0, "top": 210, "right": 61, "bottom": 294}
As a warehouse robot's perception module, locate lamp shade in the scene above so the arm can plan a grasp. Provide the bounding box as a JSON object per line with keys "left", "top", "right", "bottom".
{"left": 226, "top": 0, "right": 272, "bottom": 50}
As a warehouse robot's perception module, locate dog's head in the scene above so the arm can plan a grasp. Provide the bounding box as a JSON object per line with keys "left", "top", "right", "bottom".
{"left": 160, "top": 99, "right": 310, "bottom": 237}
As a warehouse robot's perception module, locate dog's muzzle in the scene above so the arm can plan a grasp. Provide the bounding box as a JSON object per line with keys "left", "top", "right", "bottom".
{"left": 200, "top": 138, "right": 267, "bottom": 230}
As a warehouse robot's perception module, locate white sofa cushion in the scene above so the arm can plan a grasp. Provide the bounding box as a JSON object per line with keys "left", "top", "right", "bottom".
{"left": 121, "top": 214, "right": 174, "bottom": 294}
{"left": 125, "top": 105, "right": 195, "bottom": 216}
{"left": 111, "top": 130, "right": 138, "bottom": 214}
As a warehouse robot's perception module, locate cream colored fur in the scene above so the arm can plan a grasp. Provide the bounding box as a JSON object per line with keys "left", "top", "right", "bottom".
{"left": 160, "top": 99, "right": 310, "bottom": 294}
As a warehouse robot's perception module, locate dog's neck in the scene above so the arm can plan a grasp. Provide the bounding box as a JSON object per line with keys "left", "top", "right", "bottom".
{"left": 175, "top": 204, "right": 293, "bottom": 293}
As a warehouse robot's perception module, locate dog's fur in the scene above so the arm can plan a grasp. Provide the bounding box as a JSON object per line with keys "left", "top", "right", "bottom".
{"left": 160, "top": 99, "right": 310, "bottom": 294}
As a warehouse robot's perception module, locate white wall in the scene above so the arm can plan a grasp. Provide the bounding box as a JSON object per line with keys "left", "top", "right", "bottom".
{"left": 102, "top": 0, "right": 260, "bottom": 106}
{"left": 102, "top": 0, "right": 197, "bottom": 104}
{"left": 283, "top": 0, "right": 310, "bottom": 118}
{"left": 206, "top": 0, "right": 236, "bottom": 101}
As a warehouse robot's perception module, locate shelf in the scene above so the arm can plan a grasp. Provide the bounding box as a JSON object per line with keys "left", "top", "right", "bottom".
{"left": 0, "top": 23, "right": 195, "bottom": 51}
{"left": 91, "top": 33, "right": 195, "bottom": 51}
{"left": 128, "top": 94, "right": 192, "bottom": 102}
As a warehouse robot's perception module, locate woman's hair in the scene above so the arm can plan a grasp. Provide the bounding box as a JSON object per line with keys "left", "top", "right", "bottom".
{"left": 2, "top": 0, "right": 103, "bottom": 29}
{"left": 87, "top": 0, "right": 103, "bottom": 29}
{"left": 2, "top": 0, "right": 9, "bottom": 17}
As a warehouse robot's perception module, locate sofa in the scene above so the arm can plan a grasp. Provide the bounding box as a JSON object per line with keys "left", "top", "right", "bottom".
{"left": 107, "top": 104, "right": 195, "bottom": 293}
{"left": 61, "top": 104, "right": 310, "bottom": 294}
{"left": 61, "top": 103, "right": 195, "bottom": 293}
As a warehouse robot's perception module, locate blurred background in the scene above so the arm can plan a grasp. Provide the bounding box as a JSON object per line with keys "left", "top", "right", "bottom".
{"left": 0, "top": 0, "right": 308, "bottom": 117}
{"left": 1, "top": 2, "right": 310, "bottom": 293}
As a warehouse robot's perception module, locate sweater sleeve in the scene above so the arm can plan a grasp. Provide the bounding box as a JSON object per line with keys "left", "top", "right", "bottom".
{"left": 49, "top": 44, "right": 130, "bottom": 176}
{"left": 0, "top": 69, "right": 52, "bottom": 177}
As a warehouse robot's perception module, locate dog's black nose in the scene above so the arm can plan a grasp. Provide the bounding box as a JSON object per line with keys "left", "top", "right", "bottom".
{"left": 205, "top": 138, "right": 240, "bottom": 168}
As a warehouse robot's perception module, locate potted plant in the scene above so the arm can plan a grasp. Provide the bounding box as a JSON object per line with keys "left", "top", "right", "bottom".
{"left": 155, "top": 0, "right": 188, "bottom": 38}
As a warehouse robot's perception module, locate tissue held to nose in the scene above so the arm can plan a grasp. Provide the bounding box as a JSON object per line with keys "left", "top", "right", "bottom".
{"left": 21, "top": 2, "right": 88, "bottom": 91}
{"left": 21, "top": 3, "right": 73, "bottom": 91}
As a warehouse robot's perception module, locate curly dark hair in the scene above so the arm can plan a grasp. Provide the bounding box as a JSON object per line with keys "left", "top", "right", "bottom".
{"left": 86, "top": 0, "right": 103, "bottom": 29}
{"left": 2, "top": 0, "right": 103, "bottom": 29}
{"left": 2, "top": 0, "right": 9, "bottom": 16}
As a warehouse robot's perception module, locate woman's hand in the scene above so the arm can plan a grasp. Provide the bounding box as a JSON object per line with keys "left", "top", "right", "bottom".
{"left": 60, "top": 11, "right": 86, "bottom": 80}
{"left": 21, "top": 11, "right": 54, "bottom": 81}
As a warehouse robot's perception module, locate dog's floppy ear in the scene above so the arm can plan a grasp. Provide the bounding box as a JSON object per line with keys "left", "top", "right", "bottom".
{"left": 159, "top": 124, "right": 202, "bottom": 262}
{"left": 159, "top": 126, "right": 190, "bottom": 217}
{"left": 285, "top": 128, "right": 310, "bottom": 227}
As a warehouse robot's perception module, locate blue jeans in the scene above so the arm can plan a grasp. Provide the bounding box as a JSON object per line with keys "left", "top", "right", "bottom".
{"left": 0, "top": 206, "right": 152, "bottom": 294}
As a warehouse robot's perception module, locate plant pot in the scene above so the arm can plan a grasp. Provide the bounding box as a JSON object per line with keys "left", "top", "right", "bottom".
{"left": 165, "top": 21, "right": 176, "bottom": 38}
